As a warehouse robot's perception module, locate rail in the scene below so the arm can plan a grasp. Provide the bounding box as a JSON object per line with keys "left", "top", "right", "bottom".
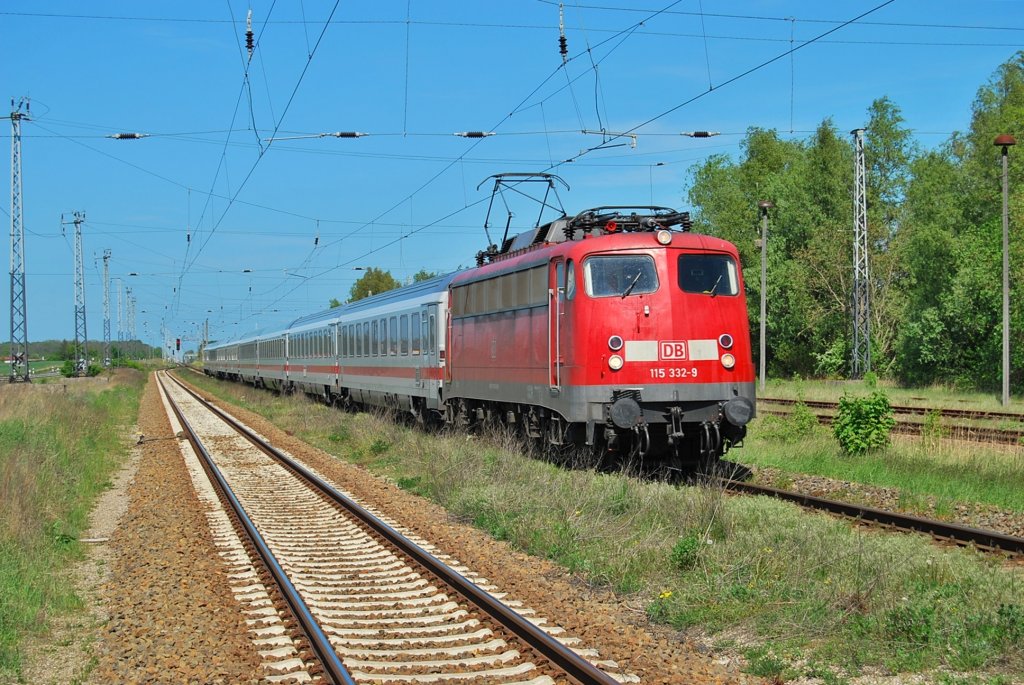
{"left": 166, "top": 371, "right": 621, "bottom": 685}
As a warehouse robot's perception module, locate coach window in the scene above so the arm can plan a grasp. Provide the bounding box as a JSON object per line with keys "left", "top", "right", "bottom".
{"left": 428, "top": 314, "right": 436, "bottom": 354}
{"left": 379, "top": 318, "right": 386, "bottom": 355}
{"left": 355, "top": 323, "right": 362, "bottom": 357}
{"left": 363, "top": 322, "right": 370, "bottom": 356}
{"left": 371, "top": 320, "right": 379, "bottom": 357}
{"left": 400, "top": 315, "right": 409, "bottom": 355}
{"left": 389, "top": 317, "right": 398, "bottom": 355}
{"left": 411, "top": 312, "right": 421, "bottom": 355}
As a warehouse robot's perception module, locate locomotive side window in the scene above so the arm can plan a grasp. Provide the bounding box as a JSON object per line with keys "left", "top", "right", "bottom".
{"left": 530, "top": 267, "right": 547, "bottom": 305}
{"left": 678, "top": 254, "right": 738, "bottom": 296}
{"left": 566, "top": 260, "right": 576, "bottom": 300}
{"left": 584, "top": 255, "right": 659, "bottom": 298}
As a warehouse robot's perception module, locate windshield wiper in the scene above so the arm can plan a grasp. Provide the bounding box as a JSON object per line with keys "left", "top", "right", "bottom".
{"left": 705, "top": 274, "right": 723, "bottom": 297}
{"left": 621, "top": 271, "right": 643, "bottom": 298}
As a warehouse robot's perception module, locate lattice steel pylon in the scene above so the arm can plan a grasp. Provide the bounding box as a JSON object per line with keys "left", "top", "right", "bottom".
{"left": 8, "top": 98, "right": 30, "bottom": 382}
{"left": 851, "top": 128, "right": 871, "bottom": 378}
{"left": 63, "top": 212, "right": 88, "bottom": 374}
{"left": 102, "top": 250, "right": 111, "bottom": 366}
{"left": 126, "top": 288, "right": 135, "bottom": 358}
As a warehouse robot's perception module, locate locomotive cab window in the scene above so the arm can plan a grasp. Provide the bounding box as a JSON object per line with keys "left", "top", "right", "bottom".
{"left": 678, "top": 254, "right": 738, "bottom": 296}
{"left": 584, "top": 255, "right": 658, "bottom": 298}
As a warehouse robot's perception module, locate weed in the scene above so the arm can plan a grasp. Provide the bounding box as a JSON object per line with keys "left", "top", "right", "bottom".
{"left": 669, "top": 533, "right": 701, "bottom": 571}
{"left": 744, "top": 646, "right": 791, "bottom": 680}
{"left": 369, "top": 437, "right": 390, "bottom": 455}
{"left": 760, "top": 401, "right": 820, "bottom": 443}
{"left": 395, "top": 476, "right": 422, "bottom": 493}
{"left": 921, "top": 408, "right": 946, "bottom": 443}
{"left": 327, "top": 425, "right": 350, "bottom": 443}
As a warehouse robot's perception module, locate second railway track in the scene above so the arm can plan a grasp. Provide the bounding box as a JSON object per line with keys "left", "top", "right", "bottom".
{"left": 157, "top": 371, "right": 635, "bottom": 685}
{"left": 721, "top": 479, "right": 1024, "bottom": 557}
{"left": 759, "top": 397, "right": 1024, "bottom": 445}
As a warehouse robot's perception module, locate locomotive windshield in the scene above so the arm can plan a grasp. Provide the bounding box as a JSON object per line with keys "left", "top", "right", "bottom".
{"left": 678, "top": 254, "right": 739, "bottom": 296}
{"left": 583, "top": 255, "right": 659, "bottom": 298}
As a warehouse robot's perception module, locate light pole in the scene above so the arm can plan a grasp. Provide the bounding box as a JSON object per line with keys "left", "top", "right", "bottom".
{"left": 995, "top": 134, "right": 1016, "bottom": 406}
{"left": 757, "top": 201, "right": 773, "bottom": 393}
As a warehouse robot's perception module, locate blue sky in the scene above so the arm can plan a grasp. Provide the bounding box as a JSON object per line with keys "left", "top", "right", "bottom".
{"left": 1, "top": 1, "right": 1021, "bottom": 353}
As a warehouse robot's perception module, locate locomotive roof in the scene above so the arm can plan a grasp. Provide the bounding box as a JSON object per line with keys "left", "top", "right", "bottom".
{"left": 452, "top": 227, "right": 739, "bottom": 287}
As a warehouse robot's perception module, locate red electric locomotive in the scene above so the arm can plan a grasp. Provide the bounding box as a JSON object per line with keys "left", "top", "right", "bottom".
{"left": 203, "top": 174, "right": 755, "bottom": 470}
{"left": 445, "top": 203, "right": 755, "bottom": 468}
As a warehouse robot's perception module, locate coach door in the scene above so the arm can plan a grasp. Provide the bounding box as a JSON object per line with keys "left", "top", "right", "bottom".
{"left": 548, "top": 259, "right": 565, "bottom": 392}
{"left": 418, "top": 304, "right": 439, "bottom": 396}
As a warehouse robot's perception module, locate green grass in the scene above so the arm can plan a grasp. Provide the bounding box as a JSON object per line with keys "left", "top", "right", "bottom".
{"left": 178, "top": 371, "right": 1024, "bottom": 681}
{"left": 0, "top": 370, "right": 145, "bottom": 677}
{"left": 747, "top": 410, "right": 1024, "bottom": 513}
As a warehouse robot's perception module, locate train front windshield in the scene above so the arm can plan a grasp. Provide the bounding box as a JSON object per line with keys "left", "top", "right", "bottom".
{"left": 583, "top": 255, "right": 659, "bottom": 298}
{"left": 678, "top": 254, "right": 738, "bottom": 296}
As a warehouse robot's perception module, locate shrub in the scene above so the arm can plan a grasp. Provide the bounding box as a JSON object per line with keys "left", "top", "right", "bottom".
{"left": 669, "top": 533, "right": 701, "bottom": 570}
{"left": 833, "top": 391, "right": 896, "bottom": 454}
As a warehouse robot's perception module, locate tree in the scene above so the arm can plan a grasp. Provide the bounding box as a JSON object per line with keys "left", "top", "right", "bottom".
{"left": 349, "top": 267, "right": 400, "bottom": 302}
{"left": 413, "top": 269, "right": 440, "bottom": 282}
{"left": 328, "top": 297, "right": 342, "bottom": 308}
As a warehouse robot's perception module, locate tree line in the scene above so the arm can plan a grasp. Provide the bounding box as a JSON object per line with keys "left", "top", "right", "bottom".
{"left": 687, "top": 52, "right": 1023, "bottom": 393}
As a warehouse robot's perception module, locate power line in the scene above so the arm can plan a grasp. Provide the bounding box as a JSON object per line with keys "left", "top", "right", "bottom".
{"left": 557, "top": 1, "right": 900, "bottom": 166}
{"left": 4, "top": 9, "right": 1022, "bottom": 33}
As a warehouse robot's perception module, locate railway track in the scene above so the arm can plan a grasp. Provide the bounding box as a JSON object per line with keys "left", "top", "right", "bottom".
{"left": 157, "top": 371, "right": 631, "bottom": 684}
{"left": 759, "top": 397, "right": 1024, "bottom": 445}
{"left": 721, "top": 479, "right": 1024, "bottom": 556}
{"left": 761, "top": 396, "right": 1024, "bottom": 422}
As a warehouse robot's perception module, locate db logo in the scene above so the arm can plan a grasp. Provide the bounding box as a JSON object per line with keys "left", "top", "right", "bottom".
{"left": 659, "top": 341, "right": 686, "bottom": 360}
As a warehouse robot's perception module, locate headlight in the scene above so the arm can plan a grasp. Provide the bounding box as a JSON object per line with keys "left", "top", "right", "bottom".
{"left": 608, "top": 335, "right": 624, "bottom": 351}
{"left": 608, "top": 354, "right": 624, "bottom": 370}
{"left": 655, "top": 229, "right": 672, "bottom": 245}
{"left": 720, "top": 353, "right": 736, "bottom": 369}
{"left": 718, "top": 333, "right": 734, "bottom": 349}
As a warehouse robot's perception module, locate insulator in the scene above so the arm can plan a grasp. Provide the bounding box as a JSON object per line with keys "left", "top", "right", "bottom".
{"left": 246, "top": 30, "right": 254, "bottom": 54}
{"left": 559, "top": 35, "right": 568, "bottom": 59}
{"left": 187, "top": 232, "right": 190, "bottom": 243}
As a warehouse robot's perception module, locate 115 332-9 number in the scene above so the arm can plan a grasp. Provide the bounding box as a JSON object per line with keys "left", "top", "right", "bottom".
{"left": 649, "top": 367, "right": 698, "bottom": 379}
